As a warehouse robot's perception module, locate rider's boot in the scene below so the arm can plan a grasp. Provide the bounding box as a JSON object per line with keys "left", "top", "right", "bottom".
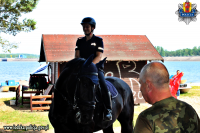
{"left": 98, "top": 69, "right": 112, "bottom": 121}
{"left": 102, "top": 90, "right": 112, "bottom": 121}
{"left": 96, "top": 57, "right": 112, "bottom": 121}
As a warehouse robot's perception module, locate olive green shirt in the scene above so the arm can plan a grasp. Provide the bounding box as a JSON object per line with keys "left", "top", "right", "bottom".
{"left": 134, "top": 97, "right": 200, "bottom": 133}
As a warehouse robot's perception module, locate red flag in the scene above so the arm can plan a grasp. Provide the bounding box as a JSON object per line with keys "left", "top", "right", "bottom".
{"left": 170, "top": 72, "right": 183, "bottom": 98}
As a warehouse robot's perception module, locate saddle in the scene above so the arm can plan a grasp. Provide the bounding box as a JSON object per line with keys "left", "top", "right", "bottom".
{"left": 95, "top": 79, "right": 118, "bottom": 102}
{"left": 94, "top": 79, "right": 118, "bottom": 122}
{"left": 93, "top": 57, "right": 118, "bottom": 122}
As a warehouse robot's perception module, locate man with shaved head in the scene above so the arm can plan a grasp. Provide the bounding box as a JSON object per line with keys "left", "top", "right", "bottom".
{"left": 134, "top": 62, "right": 200, "bottom": 133}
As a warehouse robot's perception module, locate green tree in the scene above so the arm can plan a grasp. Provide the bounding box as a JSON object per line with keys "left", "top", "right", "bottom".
{"left": 176, "top": 50, "right": 181, "bottom": 56}
{"left": 155, "top": 46, "right": 159, "bottom": 53}
{"left": 183, "top": 49, "right": 189, "bottom": 56}
{"left": 197, "top": 46, "right": 200, "bottom": 55}
{"left": 154, "top": 46, "right": 200, "bottom": 57}
{"left": 160, "top": 47, "right": 165, "bottom": 56}
{"left": 164, "top": 50, "right": 168, "bottom": 57}
{"left": 193, "top": 46, "right": 198, "bottom": 55}
{"left": 180, "top": 49, "right": 183, "bottom": 56}
{"left": 188, "top": 49, "right": 193, "bottom": 56}
{"left": 0, "top": 53, "right": 39, "bottom": 58}
{"left": 0, "top": 0, "right": 38, "bottom": 53}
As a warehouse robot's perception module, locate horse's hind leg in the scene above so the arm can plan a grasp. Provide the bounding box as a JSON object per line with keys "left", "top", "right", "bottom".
{"left": 117, "top": 110, "right": 134, "bottom": 133}
{"left": 117, "top": 99, "right": 134, "bottom": 133}
{"left": 103, "top": 124, "right": 114, "bottom": 133}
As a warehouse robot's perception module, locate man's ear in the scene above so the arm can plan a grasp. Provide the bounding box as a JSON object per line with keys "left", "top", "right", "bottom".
{"left": 146, "top": 80, "right": 153, "bottom": 92}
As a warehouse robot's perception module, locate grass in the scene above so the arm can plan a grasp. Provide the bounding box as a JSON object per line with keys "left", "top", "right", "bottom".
{"left": 1, "top": 86, "right": 200, "bottom": 131}
{"left": 179, "top": 86, "right": 200, "bottom": 97}
{"left": 190, "top": 86, "right": 200, "bottom": 89}
{"left": 0, "top": 110, "right": 51, "bottom": 126}
{"left": 113, "top": 104, "right": 148, "bottom": 127}
{"left": 0, "top": 96, "right": 139, "bottom": 131}
{"left": 0, "top": 97, "right": 53, "bottom": 132}
{"left": 113, "top": 120, "right": 121, "bottom": 127}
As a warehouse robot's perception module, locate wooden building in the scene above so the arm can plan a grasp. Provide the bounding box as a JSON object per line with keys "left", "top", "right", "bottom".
{"left": 39, "top": 34, "right": 163, "bottom": 103}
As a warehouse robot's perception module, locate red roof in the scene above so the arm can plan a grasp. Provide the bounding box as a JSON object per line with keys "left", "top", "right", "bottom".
{"left": 39, "top": 34, "right": 163, "bottom": 62}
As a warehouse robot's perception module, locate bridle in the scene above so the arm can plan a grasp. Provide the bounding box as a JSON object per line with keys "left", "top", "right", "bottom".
{"left": 55, "top": 66, "right": 98, "bottom": 124}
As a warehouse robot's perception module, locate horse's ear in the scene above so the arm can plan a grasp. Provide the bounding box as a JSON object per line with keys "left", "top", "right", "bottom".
{"left": 96, "top": 57, "right": 107, "bottom": 69}
{"left": 83, "top": 54, "right": 94, "bottom": 67}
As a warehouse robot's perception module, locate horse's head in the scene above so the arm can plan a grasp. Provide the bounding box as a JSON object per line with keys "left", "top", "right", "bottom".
{"left": 74, "top": 55, "right": 99, "bottom": 125}
{"left": 55, "top": 54, "right": 107, "bottom": 126}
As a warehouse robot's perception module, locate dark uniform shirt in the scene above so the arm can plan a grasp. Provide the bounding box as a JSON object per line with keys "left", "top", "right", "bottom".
{"left": 75, "top": 34, "right": 104, "bottom": 59}
{"left": 134, "top": 97, "right": 200, "bottom": 133}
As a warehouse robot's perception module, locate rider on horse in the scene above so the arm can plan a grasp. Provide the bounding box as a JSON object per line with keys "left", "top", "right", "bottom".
{"left": 75, "top": 17, "right": 112, "bottom": 121}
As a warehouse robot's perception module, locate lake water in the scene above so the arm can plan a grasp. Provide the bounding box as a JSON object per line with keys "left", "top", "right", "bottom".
{"left": 0, "top": 61, "right": 47, "bottom": 84}
{"left": 0, "top": 61, "right": 199, "bottom": 84}
{"left": 163, "top": 61, "right": 200, "bottom": 83}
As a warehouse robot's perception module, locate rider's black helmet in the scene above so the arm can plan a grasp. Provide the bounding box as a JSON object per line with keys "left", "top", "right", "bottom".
{"left": 81, "top": 17, "right": 96, "bottom": 28}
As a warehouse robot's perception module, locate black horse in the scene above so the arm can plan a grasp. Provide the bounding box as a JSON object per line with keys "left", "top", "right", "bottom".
{"left": 48, "top": 55, "right": 134, "bottom": 133}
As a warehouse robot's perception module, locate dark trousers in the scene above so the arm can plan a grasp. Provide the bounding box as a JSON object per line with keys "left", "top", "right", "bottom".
{"left": 98, "top": 70, "right": 112, "bottom": 110}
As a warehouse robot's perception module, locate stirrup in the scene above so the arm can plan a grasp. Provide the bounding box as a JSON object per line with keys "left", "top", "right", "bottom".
{"left": 103, "top": 109, "right": 112, "bottom": 121}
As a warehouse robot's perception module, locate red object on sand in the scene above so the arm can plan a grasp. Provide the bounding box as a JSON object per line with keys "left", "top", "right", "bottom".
{"left": 170, "top": 72, "right": 183, "bottom": 98}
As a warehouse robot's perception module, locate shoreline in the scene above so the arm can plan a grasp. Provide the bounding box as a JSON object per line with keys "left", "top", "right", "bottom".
{"left": 0, "top": 58, "right": 39, "bottom": 62}
{"left": 163, "top": 56, "right": 200, "bottom": 61}
{"left": 1, "top": 56, "right": 200, "bottom": 62}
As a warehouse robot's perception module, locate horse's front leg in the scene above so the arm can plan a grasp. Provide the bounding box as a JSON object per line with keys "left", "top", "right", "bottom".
{"left": 102, "top": 124, "right": 114, "bottom": 133}
{"left": 79, "top": 122, "right": 95, "bottom": 133}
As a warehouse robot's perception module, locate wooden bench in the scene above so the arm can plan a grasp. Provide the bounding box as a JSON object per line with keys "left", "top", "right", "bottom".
{"left": 30, "top": 94, "right": 54, "bottom": 112}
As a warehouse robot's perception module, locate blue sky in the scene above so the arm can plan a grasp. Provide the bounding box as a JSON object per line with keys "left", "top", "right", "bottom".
{"left": 1, "top": 0, "right": 200, "bottom": 55}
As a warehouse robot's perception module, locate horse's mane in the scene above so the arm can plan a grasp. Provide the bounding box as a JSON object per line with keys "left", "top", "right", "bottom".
{"left": 55, "top": 58, "right": 86, "bottom": 90}
{"left": 64, "top": 58, "right": 86, "bottom": 71}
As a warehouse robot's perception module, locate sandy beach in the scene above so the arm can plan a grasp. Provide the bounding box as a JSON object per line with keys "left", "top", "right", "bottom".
{"left": 163, "top": 56, "right": 200, "bottom": 61}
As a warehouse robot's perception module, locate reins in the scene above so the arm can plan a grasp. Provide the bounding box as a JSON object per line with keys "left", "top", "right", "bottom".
{"left": 73, "top": 72, "right": 97, "bottom": 110}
